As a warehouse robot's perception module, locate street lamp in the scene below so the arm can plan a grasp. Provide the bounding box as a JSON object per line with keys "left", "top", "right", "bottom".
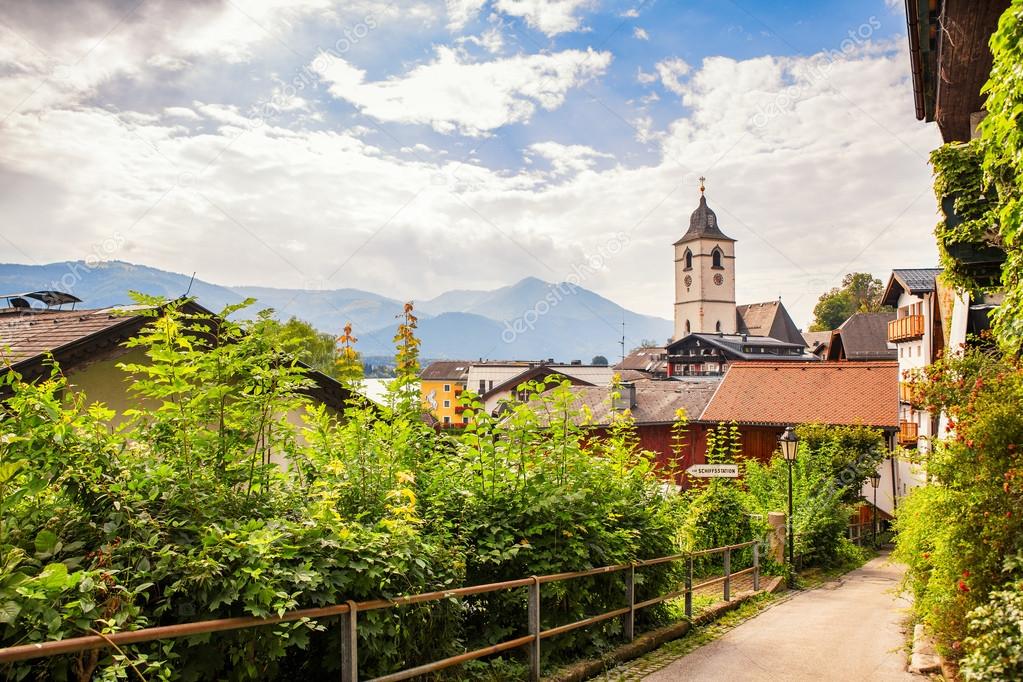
{"left": 869, "top": 470, "right": 882, "bottom": 547}
{"left": 779, "top": 426, "right": 799, "bottom": 587}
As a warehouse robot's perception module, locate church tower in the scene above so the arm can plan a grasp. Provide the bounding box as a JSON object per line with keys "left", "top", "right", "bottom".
{"left": 673, "top": 179, "right": 737, "bottom": 340}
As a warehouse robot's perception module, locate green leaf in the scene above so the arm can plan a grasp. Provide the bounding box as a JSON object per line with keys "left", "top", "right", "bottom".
{"left": 0, "top": 600, "right": 21, "bottom": 624}
{"left": 34, "top": 530, "right": 59, "bottom": 558}
{"left": 35, "top": 563, "right": 70, "bottom": 591}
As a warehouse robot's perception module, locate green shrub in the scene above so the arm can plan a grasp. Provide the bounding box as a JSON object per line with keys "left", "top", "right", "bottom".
{"left": 743, "top": 424, "right": 884, "bottom": 568}
{"left": 961, "top": 579, "right": 1023, "bottom": 681}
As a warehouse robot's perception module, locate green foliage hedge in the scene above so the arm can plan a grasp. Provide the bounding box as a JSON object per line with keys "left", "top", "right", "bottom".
{"left": 0, "top": 301, "right": 688, "bottom": 680}
{"left": 894, "top": 349, "right": 1023, "bottom": 678}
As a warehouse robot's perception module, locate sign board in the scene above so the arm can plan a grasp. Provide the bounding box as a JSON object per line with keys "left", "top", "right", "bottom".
{"left": 686, "top": 464, "right": 739, "bottom": 478}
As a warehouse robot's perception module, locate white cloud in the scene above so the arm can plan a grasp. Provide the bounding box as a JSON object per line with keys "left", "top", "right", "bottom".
{"left": 457, "top": 27, "right": 506, "bottom": 54}
{"left": 655, "top": 58, "right": 691, "bottom": 95}
{"left": 493, "top": 0, "right": 593, "bottom": 36}
{"left": 314, "top": 46, "right": 612, "bottom": 135}
{"left": 636, "top": 68, "right": 657, "bottom": 85}
{"left": 446, "top": 0, "right": 488, "bottom": 30}
{"left": 633, "top": 27, "right": 649, "bottom": 41}
{"left": 528, "top": 141, "right": 614, "bottom": 175}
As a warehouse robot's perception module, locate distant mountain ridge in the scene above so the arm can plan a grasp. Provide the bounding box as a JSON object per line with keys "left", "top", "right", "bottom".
{"left": 0, "top": 261, "right": 672, "bottom": 360}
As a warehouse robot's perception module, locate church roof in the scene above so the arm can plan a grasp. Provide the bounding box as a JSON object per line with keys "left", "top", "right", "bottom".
{"left": 736, "top": 301, "right": 805, "bottom": 346}
{"left": 674, "top": 195, "right": 735, "bottom": 245}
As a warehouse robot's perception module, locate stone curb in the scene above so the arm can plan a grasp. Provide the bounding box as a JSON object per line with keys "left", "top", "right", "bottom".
{"left": 908, "top": 623, "right": 942, "bottom": 675}
{"left": 544, "top": 576, "right": 784, "bottom": 682}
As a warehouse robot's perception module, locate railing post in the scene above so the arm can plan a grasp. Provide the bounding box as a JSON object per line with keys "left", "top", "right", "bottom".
{"left": 753, "top": 542, "right": 760, "bottom": 592}
{"left": 624, "top": 564, "right": 635, "bottom": 642}
{"left": 685, "top": 555, "right": 693, "bottom": 618}
{"left": 340, "top": 600, "right": 358, "bottom": 682}
{"left": 528, "top": 577, "right": 540, "bottom": 682}
{"left": 723, "top": 548, "right": 731, "bottom": 602}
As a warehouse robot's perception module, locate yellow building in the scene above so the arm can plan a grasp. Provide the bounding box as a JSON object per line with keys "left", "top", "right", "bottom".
{"left": 420, "top": 360, "right": 470, "bottom": 427}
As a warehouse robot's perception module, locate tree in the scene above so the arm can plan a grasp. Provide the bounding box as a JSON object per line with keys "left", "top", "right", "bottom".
{"left": 254, "top": 315, "right": 340, "bottom": 377}
{"left": 809, "top": 272, "right": 887, "bottom": 331}
{"left": 591, "top": 355, "right": 609, "bottom": 366}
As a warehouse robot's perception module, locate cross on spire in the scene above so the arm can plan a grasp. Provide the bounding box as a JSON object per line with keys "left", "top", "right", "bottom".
{"left": 699, "top": 176, "right": 706, "bottom": 195}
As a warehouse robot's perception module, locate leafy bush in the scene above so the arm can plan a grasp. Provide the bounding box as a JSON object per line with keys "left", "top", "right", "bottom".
{"left": 961, "top": 576, "right": 1023, "bottom": 681}
{"left": 744, "top": 424, "right": 885, "bottom": 568}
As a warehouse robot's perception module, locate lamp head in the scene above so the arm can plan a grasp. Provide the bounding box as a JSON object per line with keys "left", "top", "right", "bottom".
{"left": 869, "top": 471, "right": 882, "bottom": 489}
{"left": 779, "top": 425, "right": 798, "bottom": 461}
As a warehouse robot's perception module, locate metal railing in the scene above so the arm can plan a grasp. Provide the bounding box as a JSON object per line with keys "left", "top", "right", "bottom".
{"left": 0, "top": 541, "right": 760, "bottom": 681}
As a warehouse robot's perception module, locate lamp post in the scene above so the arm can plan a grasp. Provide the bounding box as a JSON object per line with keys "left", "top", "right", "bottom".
{"left": 779, "top": 426, "right": 799, "bottom": 587}
{"left": 869, "top": 470, "right": 882, "bottom": 547}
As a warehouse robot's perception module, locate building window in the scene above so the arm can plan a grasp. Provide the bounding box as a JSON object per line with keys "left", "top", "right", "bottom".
{"left": 443, "top": 383, "right": 450, "bottom": 392}
{"left": 712, "top": 248, "right": 723, "bottom": 269}
{"left": 715, "top": 320, "right": 722, "bottom": 332}
{"left": 479, "top": 380, "right": 486, "bottom": 392}
{"left": 684, "top": 249, "right": 693, "bottom": 270}
{"left": 443, "top": 416, "right": 450, "bottom": 424}
{"left": 443, "top": 400, "right": 450, "bottom": 408}
{"left": 685, "top": 319, "right": 691, "bottom": 334}
{"left": 463, "top": 416, "right": 469, "bottom": 424}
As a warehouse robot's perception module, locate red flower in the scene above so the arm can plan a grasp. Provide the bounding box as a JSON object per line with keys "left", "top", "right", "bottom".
{"left": 963, "top": 570, "right": 970, "bottom": 578}
{"left": 957, "top": 580, "right": 970, "bottom": 593}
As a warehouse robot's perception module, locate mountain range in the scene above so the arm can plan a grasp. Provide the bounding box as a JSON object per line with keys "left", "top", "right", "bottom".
{"left": 0, "top": 261, "right": 672, "bottom": 360}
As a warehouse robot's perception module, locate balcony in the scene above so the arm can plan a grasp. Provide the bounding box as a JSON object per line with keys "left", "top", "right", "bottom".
{"left": 898, "top": 381, "right": 924, "bottom": 405}
{"left": 898, "top": 420, "right": 919, "bottom": 446}
{"left": 888, "top": 315, "right": 925, "bottom": 343}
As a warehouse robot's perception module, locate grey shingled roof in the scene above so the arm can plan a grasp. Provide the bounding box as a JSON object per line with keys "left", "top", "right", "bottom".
{"left": 736, "top": 301, "right": 805, "bottom": 346}
{"left": 666, "top": 333, "right": 814, "bottom": 362}
{"left": 826, "top": 312, "right": 897, "bottom": 361}
{"left": 541, "top": 379, "right": 721, "bottom": 426}
{"left": 882, "top": 268, "right": 942, "bottom": 307}
{"left": 421, "top": 360, "right": 471, "bottom": 381}
{"left": 614, "top": 347, "right": 667, "bottom": 373}
{"left": 893, "top": 268, "right": 942, "bottom": 293}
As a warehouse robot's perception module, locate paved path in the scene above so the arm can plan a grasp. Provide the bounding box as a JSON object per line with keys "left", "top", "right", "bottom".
{"left": 643, "top": 554, "right": 915, "bottom": 682}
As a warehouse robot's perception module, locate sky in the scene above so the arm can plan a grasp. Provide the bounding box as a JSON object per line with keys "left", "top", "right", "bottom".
{"left": 0, "top": 0, "right": 942, "bottom": 328}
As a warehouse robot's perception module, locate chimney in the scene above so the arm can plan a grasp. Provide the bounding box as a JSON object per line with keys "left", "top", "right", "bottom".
{"left": 570, "top": 359, "right": 582, "bottom": 365}
{"left": 612, "top": 382, "right": 637, "bottom": 411}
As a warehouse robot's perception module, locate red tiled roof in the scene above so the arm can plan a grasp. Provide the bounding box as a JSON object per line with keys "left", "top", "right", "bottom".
{"left": 0, "top": 307, "right": 144, "bottom": 366}
{"left": 699, "top": 361, "right": 898, "bottom": 428}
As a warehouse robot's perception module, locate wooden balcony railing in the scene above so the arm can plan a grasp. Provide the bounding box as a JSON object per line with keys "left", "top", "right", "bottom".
{"left": 888, "top": 315, "right": 925, "bottom": 342}
{"left": 899, "top": 382, "right": 924, "bottom": 405}
{"left": 898, "top": 420, "right": 919, "bottom": 445}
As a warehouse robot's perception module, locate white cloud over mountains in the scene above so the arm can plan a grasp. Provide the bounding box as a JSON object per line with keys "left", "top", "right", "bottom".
{"left": 314, "top": 46, "right": 612, "bottom": 135}
{"left": 0, "top": 1, "right": 941, "bottom": 329}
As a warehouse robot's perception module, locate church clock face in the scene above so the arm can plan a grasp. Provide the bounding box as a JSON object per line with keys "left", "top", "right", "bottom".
{"left": 713, "top": 273, "right": 724, "bottom": 286}
{"left": 684, "top": 274, "right": 693, "bottom": 289}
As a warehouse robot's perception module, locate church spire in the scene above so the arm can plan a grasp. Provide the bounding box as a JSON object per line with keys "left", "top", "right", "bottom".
{"left": 673, "top": 178, "right": 735, "bottom": 245}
